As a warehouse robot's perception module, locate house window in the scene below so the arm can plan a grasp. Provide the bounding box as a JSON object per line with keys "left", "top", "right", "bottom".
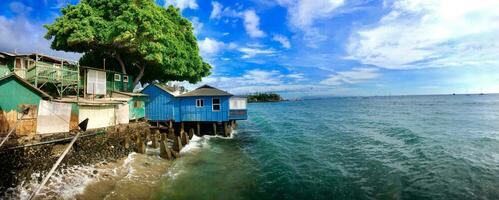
{"left": 114, "top": 74, "right": 121, "bottom": 81}
{"left": 134, "top": 100, "right": 144, "bottom": 108}
{"left": 212, "top": 98, "right": 220, "bottom": 111}
{"left": 196, "top": 99, "right": 204, "bottom": 108}
{"left": 123, "top": 75, "right": 129, "bottom": 83}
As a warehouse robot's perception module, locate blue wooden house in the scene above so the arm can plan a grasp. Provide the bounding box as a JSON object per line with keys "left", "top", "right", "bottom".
{"left": 142, "top": 83, "right": 179, "bottom": 122}
{"left": 142, "top": 84, "right": 247, "bottom": 123}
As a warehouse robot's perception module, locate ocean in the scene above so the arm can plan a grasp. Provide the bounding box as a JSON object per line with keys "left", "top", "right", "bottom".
{"left": 18, "top": 94, "right": 499, "bottom": 199}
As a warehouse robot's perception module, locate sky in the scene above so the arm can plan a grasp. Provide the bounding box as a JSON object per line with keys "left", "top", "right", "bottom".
{"left": 1, "top": 0, "right": 499, "bottom": 98}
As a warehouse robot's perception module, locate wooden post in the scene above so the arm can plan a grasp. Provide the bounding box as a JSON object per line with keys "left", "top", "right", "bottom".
{"left": 168, "top": 128, "right": 175, "bottom": 140}
{"left": 173, "top": 136, "right": 182, "bottom": 152}
{"left": 223, "top": 122, "right": 228, "bottom": 137}
{"left": 137, "top": 136, "right": 146, "bottom": 154}
{"left": 180, "top": 130, "right": 188, "bottom": 145}
{"left": 124, "top": 136, "right": 130, "bottom": 149}
{"left": 151, "top": 133, "right": 158, "bottom": 149}
{"left": 213, "top": 123, "right": 217, "bottom": 135}
{"left": 196, "top": 122, "right": 201, "bottom": 136}
{"left": 159, "top": 141, "right": 172, "bottom": 160}
{"left": 169, "top": 120, "right": 173, "bottom": 128}
{"left": 189, "top": 128, "right": 194, "bottom": 139}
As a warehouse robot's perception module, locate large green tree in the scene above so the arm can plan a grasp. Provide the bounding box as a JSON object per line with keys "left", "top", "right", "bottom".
{"left": 45, "top": 0, "right": 211, "bottom": 85}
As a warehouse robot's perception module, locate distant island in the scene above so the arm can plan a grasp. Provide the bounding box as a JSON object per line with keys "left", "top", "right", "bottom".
{"left": 246, "top": 93, "right": 284, "bottom": 103}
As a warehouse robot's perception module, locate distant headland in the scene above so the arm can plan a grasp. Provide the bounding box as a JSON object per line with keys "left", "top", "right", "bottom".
{"left": 246, "top": 92, "right": 284, "bottom": 103}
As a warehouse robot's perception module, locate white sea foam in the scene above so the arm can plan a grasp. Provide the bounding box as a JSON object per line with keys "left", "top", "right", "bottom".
{"left": 15, "top": 163, "right": 107, "bottom": 200}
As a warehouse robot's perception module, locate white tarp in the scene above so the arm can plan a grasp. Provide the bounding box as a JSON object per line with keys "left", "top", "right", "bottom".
{"left": 79, "top": 106, "right": 116, "bottom": 129}
{"left": 87, "top": 69, "right": 107, "bottom": 95}
{"left": 230, "top": 98, "right": 247, "bottom": 109}
{"left": 116, "top": 103, "right": 129, "bottom": 124}
{"left": 36, "top": 100, "right": 72, "bottom": 134}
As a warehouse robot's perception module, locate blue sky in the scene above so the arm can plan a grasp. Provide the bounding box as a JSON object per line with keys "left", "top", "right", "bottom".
{"left": 1, "top": 0, "right": 499, "bottom": 97}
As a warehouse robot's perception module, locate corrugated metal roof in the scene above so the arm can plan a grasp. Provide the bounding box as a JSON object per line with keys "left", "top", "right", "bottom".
{"left": 0, "top": 73, "right": 52, "bottom": 99}
{"left": 179, "top": 85, "right": 232, "bottom": 97}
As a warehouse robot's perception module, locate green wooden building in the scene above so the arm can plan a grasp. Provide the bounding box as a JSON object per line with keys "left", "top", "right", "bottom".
{"left": 80, "top": 66, "right": 134, "bottom": 97}
{"left": 111, "top": 91, "right": 147, "bottom": 120}
{"left": 0, "top": 52, "right": 80, "bottom": 98}
{"left": 0, "top": 74, "right": 52, "bottom": 135}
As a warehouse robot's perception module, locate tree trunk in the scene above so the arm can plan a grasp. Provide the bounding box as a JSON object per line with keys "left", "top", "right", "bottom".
{"left": 115, "top": 53, "right": 127, "bottom": 75}
{"left": 133, "top": 63, "right": 146, "bottom": 86}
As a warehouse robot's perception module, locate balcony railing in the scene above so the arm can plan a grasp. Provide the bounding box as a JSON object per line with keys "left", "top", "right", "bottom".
{"left": 26, "top": 62, "right": 79, "bottom": 85}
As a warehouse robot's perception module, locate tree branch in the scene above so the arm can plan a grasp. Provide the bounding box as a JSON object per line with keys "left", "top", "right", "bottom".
{"left": 114, "top": 53, "right": 127, "bottom": 75}
{"left": 133, "top": 62, "right": 146, "bottom": 86}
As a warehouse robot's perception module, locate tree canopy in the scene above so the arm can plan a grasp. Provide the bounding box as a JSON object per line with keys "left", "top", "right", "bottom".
{"left": 44, "top": 0, "right": 211, "bottom": 85}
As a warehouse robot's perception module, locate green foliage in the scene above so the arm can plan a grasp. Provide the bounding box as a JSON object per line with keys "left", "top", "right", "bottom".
{"left": 246, "top": 92, "right": 283, "bottom": 103}
{"left": 44, "top": 0, "right": 211, "bottom": 85}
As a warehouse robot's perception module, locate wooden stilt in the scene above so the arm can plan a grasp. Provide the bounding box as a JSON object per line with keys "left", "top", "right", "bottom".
{"left": 151, "top": 133, "right": 158, "bottom": 149}
{"left": 173, "top": 136, "right": 182, "bottom": 152}
{"left": 160, "top": 141, "right": 172, "bottom": 160}
{"left": 223, "top": 122, "right": 228, "bottom": 137}
{"left": 213, "top": 123, "right": 217, "bottom": 135}
{"left": 137, "top": 137, "right": 146, "bottom": 154}
{"left": 124, "top": 136, "right": 130, "bottom": 149}
{"left": 168, "top": 128, "right": 175, "bottom": 140}
{"left": 189, "top": 128, "right": 194, "bottom": 139}
{"left": 181, "top": 130, "right": 189, "bottom": 145}
{"left": 197, "top": 122, "right": 201, "bottom": 136}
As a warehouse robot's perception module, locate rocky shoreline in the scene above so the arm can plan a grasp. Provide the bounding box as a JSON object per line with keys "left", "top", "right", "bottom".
{"left": 0, "top": 122, "right": 150, "bottom": 195}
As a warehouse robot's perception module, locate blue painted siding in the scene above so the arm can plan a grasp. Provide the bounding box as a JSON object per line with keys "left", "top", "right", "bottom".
{"left": 142, "top": 85, "right": 178, "bottom": 121}
{"left": 179, "top": 96, "right": 229, "bottom": 122}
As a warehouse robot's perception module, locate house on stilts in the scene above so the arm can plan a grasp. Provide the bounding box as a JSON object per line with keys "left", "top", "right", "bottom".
{"left": 142, "top": 84, "right": 247, "bottom": 136}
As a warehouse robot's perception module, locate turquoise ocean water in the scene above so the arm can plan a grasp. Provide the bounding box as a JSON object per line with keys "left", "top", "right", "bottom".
{"left": 153, "top": 95, "right": 499, "bottom": 199}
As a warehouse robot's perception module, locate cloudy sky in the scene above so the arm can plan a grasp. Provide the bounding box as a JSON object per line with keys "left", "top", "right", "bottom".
{"left": 1, "top": 0, "right": 499, "bottom": 97}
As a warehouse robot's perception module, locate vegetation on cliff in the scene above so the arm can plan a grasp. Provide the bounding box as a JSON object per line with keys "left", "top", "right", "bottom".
{"left": 246, "top": 93, "right": 283, "bottom": 103}
{"left": 44, "top": 0, "right": 211, "bottom": 85}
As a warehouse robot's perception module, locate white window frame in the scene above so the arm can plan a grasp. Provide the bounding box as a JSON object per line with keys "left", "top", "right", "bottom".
{"left": 212, "top": 98, "right": 221, "bottom": 111}
{"left": 196, "top": 99, "right": 204, "bottom": 108}
{"left": 123, "top": 75, "right": 129, "bottom": 83}
{"left": 114, "top": 74, "right": 121, "bottom": 81}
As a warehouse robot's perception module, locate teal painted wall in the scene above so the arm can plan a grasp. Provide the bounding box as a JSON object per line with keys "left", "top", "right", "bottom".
{"left": 129, "top": 96, "right": 145, "bottom": 120}
{"left": 0, "top": 78, "right": 42, "bottom": 112}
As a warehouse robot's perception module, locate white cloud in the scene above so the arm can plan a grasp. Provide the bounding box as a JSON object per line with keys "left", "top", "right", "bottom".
{"left": 238, "top": 47, "right": 275, "bottom": 59}
{"left": 272, "top": 34, "right": 291, "bottom": 49}
{"left": 277, "top": 0, "right": 344, "bottom": 47}
{"left": 0, "top": 15, "right": 80, "bottom": 61}
{"left": 286, "top": 73, "right": 304, "bottom": 80}
{"left": 347, "top": 0, "right": 499, "bottom": 69}
{"left": 198, "top": 38, "right": 237, "bottom": 57}
{"left": 210, "top": 1, "right": 223, "bottom": 19}
{"left": 320, "top": 68, "right": 380, "bottom": 85}
{"left": 208, "top": 2, "right": 266, "bottom": 38}
{"left": 164, "top": 0, "right": 198, "bottom": 10}
{"left": 190, "top": 17, "right": 203, "bottom": 35}
{"left": 198, "top": 38, "right": 225, "bottom": 55}
{"left": 242, "top": 10, "right": 266, "bottom": 38}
